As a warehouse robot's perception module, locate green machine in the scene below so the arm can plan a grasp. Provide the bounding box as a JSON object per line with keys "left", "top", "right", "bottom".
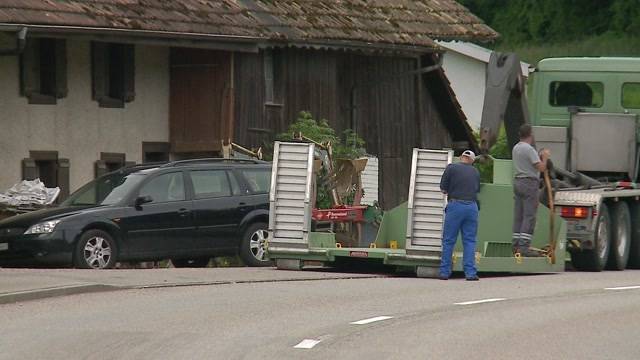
{"left": 267, "top": 141, "right": 565, "bottom": 277}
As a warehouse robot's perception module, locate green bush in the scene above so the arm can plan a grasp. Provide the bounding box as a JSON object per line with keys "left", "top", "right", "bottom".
{"left": 474, "top": 126, "right": 510, "bottom": 183}
{"left": 276, "top": 111, "right": 367, "bottom": 208}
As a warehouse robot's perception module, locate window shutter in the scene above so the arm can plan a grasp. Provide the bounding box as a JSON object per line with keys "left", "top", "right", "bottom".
{"left": 56, "top": 158, "right": 70, "bottom": 201}
{"left": 22, "top": 158, "right": 38, "bottom": 180}
{"left": 94, "top": 160, "right": 108, "bottom": 178}
{"left": 91, "top": 42, "right": 108, "bottom": 102}
{"left": 123, "top": 44, "right": 136, "bottom": 103}
{"left": 20, "top": 39, "right": 39, "bottom": 98}
{"left": 55, "top": 39, "right": 68, "bottom": 99}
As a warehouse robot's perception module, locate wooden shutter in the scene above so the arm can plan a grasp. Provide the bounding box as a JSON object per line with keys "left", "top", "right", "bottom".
{"left": 91, "top": 42, "right": 108, "bottom": 102}
{"left": 94, "top": 160, "right": 108, "bottom": 178}
{"left": 123, "top": 44, "right": 136, "bottom": 103}
{"left": 22, "top": 158, "right": 38, "bottom": 180}
{"left": 55, "top": 39, "right": 68, "bottom": 99}
{"left": 56, "top": 158, "right": 70, "bottom": 201}
{"left": 20, "top": 39, "right": 39, "bottom": 98}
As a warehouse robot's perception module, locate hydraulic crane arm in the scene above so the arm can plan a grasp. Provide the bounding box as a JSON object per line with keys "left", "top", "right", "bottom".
{"left": 479, "top": 52, "right": 529, "bottom": 154}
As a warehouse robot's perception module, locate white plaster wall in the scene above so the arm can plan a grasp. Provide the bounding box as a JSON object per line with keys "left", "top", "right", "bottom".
{"left": 441, "top": 51, "right": 487, "bottom": 131}
{"left": 0, "top": 39, "right": 169, "bottom": 192}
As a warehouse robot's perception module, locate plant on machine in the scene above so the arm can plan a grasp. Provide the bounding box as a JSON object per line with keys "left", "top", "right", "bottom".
{"left": 474, "top": 126, "right": 510, "bottom": 183}
{"left": 276, "top": 111, "right": 367, "bottom": 208}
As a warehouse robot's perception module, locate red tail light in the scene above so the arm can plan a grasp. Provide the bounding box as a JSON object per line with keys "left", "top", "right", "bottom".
{"left": 560, "top": 206, "right": 590, "bottom": 219}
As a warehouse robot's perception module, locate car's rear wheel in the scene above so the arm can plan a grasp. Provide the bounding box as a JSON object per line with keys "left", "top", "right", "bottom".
{"left": 239, "top": 222, "right": 272, "bottom": 267}
{"left": 74, "top": 229, "right": 117, "bottom": 269}
{"left": 171, "top": 258, "right": 210, "bottom": 268}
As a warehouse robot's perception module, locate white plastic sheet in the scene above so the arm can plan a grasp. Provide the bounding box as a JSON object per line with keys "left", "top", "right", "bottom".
{"left": 0, "top": 179, "right": 60, "bottom": 207}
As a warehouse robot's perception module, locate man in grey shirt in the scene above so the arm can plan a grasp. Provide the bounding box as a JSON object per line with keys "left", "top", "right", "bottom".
{"left": 512, "top": 124, "right": 550, "bottom": 256}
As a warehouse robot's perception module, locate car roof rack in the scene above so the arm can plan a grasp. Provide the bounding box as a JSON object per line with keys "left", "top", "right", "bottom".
{"left": 160, "top": 158, "right": 267, "bottom": 168}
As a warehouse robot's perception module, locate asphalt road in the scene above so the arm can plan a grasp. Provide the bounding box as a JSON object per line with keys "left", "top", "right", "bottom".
{"left": 1, "top": 270, "right": 640, "bottom": 360}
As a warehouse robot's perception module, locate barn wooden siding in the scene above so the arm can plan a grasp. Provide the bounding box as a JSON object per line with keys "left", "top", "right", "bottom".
{"left": 233, "top": 48, "right": 454, "bottom": 209}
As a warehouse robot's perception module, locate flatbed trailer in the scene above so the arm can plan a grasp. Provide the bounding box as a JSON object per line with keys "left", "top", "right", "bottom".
{"left": 267, "top": 141, "right": 566, "bottom": 277}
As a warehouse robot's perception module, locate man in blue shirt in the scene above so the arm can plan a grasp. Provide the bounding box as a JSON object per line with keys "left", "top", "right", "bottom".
{"left": 439, "top": 150, "right": 481, "bottom": 281}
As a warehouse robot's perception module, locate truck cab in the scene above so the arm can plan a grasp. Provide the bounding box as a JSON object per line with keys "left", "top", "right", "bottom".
{"left": 529, "top": 57, "right": 640, "bottom": 179}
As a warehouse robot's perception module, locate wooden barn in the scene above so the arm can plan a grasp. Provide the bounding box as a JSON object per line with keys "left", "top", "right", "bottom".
{"left": 0, "top": 0, "right": 497, "bottom": 207}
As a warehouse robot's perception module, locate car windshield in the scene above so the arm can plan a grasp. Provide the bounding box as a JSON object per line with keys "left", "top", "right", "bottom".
{"left": 61, "top": 172, "right": 147, "bottom": 206}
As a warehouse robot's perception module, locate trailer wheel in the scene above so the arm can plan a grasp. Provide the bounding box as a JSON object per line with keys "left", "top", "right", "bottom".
{"left": 627, "top": 202, "right": 640, "bottom": 269}
{"left": 607, "top": 202, "right": 631, "bottom": 270}
{"left": 571, "top": 204, "right": 610, "bottom": 272}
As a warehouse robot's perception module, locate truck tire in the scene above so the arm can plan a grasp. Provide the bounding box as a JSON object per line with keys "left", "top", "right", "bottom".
{"left": 607, "top": 202, "right": 631, "bottom": 270}
{"left": 627, "top": 202, "right": 640, "bottom": 269}
{"left": 571, "top": 204, "right": 610, "bottom": 272}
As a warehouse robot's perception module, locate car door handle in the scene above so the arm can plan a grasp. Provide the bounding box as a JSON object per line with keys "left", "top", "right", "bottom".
{"left": 238, "top": 202, "right": 249, "bottom": 212}
{"left": 178, "top": 208, "right": 191, "bottom": 216}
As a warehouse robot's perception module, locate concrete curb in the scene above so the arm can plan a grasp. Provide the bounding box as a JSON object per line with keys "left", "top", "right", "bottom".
{"left": 0, "top": 284, "right": 118, "bottom": 305}
{"left": 0, "top": 273, "right": 389, "bottom": 305}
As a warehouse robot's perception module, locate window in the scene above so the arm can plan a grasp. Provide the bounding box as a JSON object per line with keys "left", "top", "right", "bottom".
{"left": 622, "top": 83, "right": 640, "bottom": 109}
{"left": 20, "top": 38, "right": 67, "bottom": 104}
{"left": 63, "top": 173, "right": 146, "bottom": 206}
{"left": 92, "top": 42, "right": 135, "bottom": 108}
{"left": 190, "top": 170, "right": 231, "bottom": 199}
{"left": 549, "top": 81, "right": 603, "bottom": 108}
{"left": 138, "top": 172, "right": 185, "bottom": 203}
{"left": 228, "top": 172, "right": 241, "bottom": 195}
{"left": 22, "top": 151, "right": 70, "bottom": 201}
{"left": 142, "top": 142, "right": 170, "bottom": 163}
{"left": 95, "top": 153, "right": 129, "bottom": 178}
{"left": 241, "top": 169, "right": 271, "bottom": 194}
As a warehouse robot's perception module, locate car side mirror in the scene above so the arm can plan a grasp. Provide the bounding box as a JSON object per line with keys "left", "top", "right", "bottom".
{"left": 135, "top": 195, "right": 153, "bottom": 208}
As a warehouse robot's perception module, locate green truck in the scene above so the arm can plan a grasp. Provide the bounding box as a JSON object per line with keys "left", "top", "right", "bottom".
{"left": 267, "top": 56, "right": 640, "bottom": 276}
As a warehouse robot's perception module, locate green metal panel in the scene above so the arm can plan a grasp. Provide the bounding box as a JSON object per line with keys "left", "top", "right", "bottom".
{"left": 308, "top": 232, "right": 336, "bottom": 248}
{"left": 373, "top": 202, "right": 407, "bottom": 249}
{"left": 537, "top": 57, "right": 640, "bottom": 73}
{"left": 268, "top": 183, "right": 567, "bottom": 274}
{"left": 492, "top": 159, "right": 514, "bottom": 185}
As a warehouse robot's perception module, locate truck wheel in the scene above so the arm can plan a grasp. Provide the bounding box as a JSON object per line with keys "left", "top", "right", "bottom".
{"left": 571, "top": 204, "right": 610, "bottom": 272}
{"left": 74, "top": 229, "right": 118, "bottom": 269}
{"left": 627, "top": 202, "right": 640, "bottom": 269}
{"left": 607, "top": 202, "right": 631, "bottom": 270}
{"left": 239, "top": 222, "right": 272, "bottom": 267}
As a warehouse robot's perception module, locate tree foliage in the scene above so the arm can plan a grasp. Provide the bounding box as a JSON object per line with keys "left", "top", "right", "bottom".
{"left": 460, "top": 0, "right": 640, "bottom": 46}
{"left": 460, "top": 0, "right": 640, "bottom": 50}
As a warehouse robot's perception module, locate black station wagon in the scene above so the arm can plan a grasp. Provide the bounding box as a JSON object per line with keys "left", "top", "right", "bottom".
{"left": 0, "top": 159, "right": 272, "bottom": 269}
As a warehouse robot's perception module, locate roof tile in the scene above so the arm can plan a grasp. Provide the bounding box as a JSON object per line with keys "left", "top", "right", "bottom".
{"left": 0, "top": 0, "right": 498, "bottom": 48}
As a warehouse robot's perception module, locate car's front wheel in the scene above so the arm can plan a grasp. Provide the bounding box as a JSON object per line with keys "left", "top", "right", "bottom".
{"left": 239, "top": 222, "right": 272, "bottom": 267}
{"left": 74, "top": 229, "right": 118, "bottom": 269}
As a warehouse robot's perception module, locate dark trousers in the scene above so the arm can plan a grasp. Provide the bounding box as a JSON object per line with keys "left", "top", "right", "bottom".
{"left": 512, "top": 177, "right": 539, "bottom": 251}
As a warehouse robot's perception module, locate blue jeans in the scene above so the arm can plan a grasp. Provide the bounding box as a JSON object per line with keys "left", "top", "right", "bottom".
{"left": 439, "top": 201, "right": 479, "bottom": 278}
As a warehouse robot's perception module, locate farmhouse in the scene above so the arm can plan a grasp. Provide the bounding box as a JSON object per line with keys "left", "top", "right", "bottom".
{"left": 0, "top": 0, "right": 496, "bottom": 208}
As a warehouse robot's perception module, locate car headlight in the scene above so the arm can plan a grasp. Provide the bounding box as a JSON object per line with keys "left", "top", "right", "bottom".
{"left": 24, "top": 220, "right": 62, "bottom": 234}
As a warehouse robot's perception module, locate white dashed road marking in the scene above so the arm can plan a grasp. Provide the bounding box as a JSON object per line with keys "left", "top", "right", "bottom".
{"left": 294, "top": 339, "right": 322, "bottom": 349}
{"left": 350, "top": 316, "right": 393, "bottom": 325}
{"left": 454, "top": 298, "right": 506, "bottom": 306}
{"left": 604, "top": 285, "right": 640, "bottom": 291}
